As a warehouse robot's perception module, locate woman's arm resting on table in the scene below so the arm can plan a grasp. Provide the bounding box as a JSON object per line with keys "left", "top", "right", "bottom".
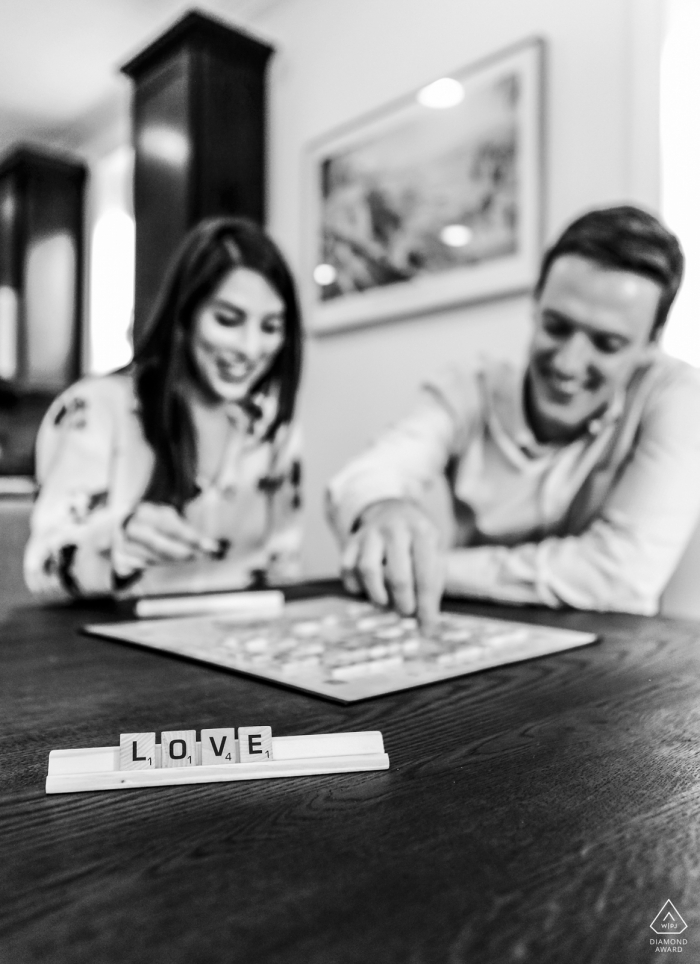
{"left": 264, "top": 422, "right": 304, "bottom": 584}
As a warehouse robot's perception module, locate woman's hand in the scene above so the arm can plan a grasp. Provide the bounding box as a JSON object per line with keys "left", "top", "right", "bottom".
{"left": 341, "top": 498, "right": 445, "bottom": 631}
{"left": 115, "top": 502, "right": 220, "bottom": 573}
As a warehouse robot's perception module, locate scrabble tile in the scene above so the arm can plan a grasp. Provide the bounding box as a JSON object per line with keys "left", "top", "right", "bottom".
{"left": 238, "top": 726, "right": 273, "bottom": 762}
{"left": 120, "top": 732, "right": 156, "bottom": 770}
{"left": 161, "top": 730, "right": 197, "bottom": 768}
{"left": 201, "top": 728, "right": 237, "bottom": 766}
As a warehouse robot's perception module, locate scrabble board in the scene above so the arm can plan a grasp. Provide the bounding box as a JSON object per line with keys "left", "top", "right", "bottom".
{"left": 85, "top": 595, "right": 598, "bottom": 703}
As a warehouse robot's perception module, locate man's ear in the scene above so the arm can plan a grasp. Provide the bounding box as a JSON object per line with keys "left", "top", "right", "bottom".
{"left": 644, "top": 325, "right": 663, "bottom": 359}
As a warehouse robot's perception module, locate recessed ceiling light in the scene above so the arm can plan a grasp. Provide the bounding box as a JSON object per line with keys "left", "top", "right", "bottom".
{"left": 440, "top": 224, "right": 473, "bottom": 247}
{"left": 313, "top": 263, "right": 337, "bottom": 286}
{"left": 417, "top": 78, "right": 464, "bottom": 109}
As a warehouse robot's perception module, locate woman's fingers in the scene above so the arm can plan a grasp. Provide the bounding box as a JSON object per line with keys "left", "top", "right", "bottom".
{"left": 146, "top": 504, "right": 219, "bottom": 553}
{"left": 123, "top": 503, "right": 218, "bottom": 563}
{"left": 125, "top": 518, "right": 198, "bottom": 562}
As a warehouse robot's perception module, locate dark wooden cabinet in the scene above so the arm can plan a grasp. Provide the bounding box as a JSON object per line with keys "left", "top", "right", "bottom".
{"left": 0, "top": 147, "right": 86, "bottom": 476}
{"left": 122, "top": 11, "right": 274, "bottom": 338}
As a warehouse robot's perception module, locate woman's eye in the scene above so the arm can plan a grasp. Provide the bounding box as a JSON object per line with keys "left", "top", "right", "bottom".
{"left": 214, "top": 311, "right": 243, "bottom": 327}
{"left": 262, "top": 317, "right": 285, "bottom": 335}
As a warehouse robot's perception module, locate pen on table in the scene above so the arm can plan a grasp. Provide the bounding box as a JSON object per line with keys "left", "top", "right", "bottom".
{"left": 134, "top": 590, "right": 285, "bottom": 619}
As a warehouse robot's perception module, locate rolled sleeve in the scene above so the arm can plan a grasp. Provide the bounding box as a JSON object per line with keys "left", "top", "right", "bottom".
{"left": 326, "top": 369, "right": 477, "bottom": 542}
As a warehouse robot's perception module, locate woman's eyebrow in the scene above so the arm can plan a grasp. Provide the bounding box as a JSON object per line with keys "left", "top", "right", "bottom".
{"left": 210, "top": 298, "right": 243, "bottom": 312}
{"left": 210, "top": 299, "right": 284, "bottom": 317}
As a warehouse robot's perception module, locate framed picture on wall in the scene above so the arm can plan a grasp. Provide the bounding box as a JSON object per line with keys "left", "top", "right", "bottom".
{"left": 304, "top": 37, "right": 545, "bottom": 335}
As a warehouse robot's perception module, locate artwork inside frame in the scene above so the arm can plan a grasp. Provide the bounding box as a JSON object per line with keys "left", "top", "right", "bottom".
{"left": 304, "top": 37, "right": 545, "bottom": 335}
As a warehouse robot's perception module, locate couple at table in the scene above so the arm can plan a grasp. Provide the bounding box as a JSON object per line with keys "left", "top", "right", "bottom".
{"left": 24, "top": 206, "right": 700, "bottom": 621}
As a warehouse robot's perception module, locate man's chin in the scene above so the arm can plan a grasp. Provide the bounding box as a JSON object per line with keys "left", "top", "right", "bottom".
{"left": 530, "top": 397, "right": 594, "bottom": 443}
{"left": 525, "top": 371, "right": 606, "bottom": 441}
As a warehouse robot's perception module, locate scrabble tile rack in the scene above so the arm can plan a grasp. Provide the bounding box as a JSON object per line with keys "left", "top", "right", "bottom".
{"left": 45, "top": 731, "right": 389, "bottom": 794}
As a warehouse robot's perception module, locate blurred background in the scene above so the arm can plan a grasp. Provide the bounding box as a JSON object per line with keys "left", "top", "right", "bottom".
{"left": 0, "top": 0, "right": 697, "bottom": 594}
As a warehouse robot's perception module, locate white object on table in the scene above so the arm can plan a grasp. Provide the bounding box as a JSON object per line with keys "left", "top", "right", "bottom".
{"left": 45, "top": 731, "right": 390, "bottom": 794}
{"left": 134, "top": 590, "right": 285, "bottom": 620}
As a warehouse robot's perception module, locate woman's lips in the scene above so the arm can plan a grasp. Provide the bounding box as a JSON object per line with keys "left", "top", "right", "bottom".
{"left": 215, "top": 359, "right": 255, "bottom": 382}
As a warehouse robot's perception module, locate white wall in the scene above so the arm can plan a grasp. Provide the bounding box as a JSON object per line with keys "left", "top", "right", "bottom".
{"left": 660, "top": 0, "right": 700, "bottom": 366}
{"left": 247, "top": 0, "right": 663, "bottom": 576}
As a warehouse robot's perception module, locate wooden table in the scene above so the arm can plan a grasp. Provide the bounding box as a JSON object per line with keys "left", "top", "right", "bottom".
{"left": 1, "top": 581, "right": 699, "bottom": 963}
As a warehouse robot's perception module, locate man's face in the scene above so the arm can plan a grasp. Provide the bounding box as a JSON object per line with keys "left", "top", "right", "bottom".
{"left": 527, "top": 254, "right": 663, "bottom": 443}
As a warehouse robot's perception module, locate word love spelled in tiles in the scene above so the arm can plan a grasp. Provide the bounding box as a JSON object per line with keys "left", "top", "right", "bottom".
{"left": 120, "top": 726, "right": 273, "bottom": 770}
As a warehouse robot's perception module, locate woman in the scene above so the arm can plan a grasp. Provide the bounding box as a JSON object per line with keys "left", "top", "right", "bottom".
{"left": 24, "top": 217, "right": 303, "bottom": 600}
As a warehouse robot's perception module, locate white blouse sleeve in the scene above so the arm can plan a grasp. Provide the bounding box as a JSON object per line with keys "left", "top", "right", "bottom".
{"left": 24, "top": 379, "right": 124, "bottom": 600}
{"left": 265, "top": 421, "right": 304, "bottom": 583}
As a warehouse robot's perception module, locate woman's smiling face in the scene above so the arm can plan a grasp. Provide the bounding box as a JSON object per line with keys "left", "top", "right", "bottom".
{"left": 189, "top": 267, "right": 286, "bottom": 403}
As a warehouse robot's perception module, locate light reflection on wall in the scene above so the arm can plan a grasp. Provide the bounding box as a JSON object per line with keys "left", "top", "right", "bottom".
{"left": 0, "top": 285, "right": 18, "bottom": 380}
{"left": 661, "top": 0, "right": 700, "bottom": 366}
{"left": 138, "top": 125, "right": 190, "bottom": 166}
{"left": 0, "top": 182, "right": 18, "bottom": 381}
{"left": 88, "top": 146, "right": 135, "bottom": 375}
{"left": 25, "top": 233, "right": 76, "bottom": 388}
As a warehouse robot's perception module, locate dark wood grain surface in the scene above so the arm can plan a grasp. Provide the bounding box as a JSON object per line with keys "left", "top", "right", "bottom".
{"left": 1, "top": 581, "right": 699, "bottom": 964}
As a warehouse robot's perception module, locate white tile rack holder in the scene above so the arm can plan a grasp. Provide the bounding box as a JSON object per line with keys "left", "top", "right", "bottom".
{"left": 46, "top": 731, "right": 389, "bottom": 794}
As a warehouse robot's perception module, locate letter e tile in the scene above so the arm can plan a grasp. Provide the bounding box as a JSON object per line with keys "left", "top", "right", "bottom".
{"left": 161, "top": 730, "right": 197, "bottom": 768}
{"left": 120, "top": 732, "right": 156, "bottom": 770}
{"left": 201, "top": 727, "right": 237, "bottom": 765}
{"left": 238, "top": 726, "right": 273, "bottom": 762}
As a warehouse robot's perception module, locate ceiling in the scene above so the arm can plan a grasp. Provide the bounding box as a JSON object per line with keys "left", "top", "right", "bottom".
{"left": 0, "top": 0, "right": 285, "bottom": 156}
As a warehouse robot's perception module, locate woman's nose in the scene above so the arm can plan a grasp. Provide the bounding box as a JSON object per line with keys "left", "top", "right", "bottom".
{"left": 238, "top": 321, "right": 262, "bottom": 359}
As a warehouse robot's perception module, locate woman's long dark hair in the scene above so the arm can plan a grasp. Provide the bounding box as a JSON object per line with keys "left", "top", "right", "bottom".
{"left": 132, "top": 216, "right": 303, "bottom": 511}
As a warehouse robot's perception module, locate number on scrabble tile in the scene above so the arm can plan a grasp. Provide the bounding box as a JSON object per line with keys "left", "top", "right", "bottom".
{"left": 238, "top": 725, "right": 273, "bottom": 762}
{"left": 119, "top": 732, "right": 156, "bottom": 770}
{"left": 161, "top": 730, "right": 197, "bottom": 768}
{"left": 201, "top": 727, "right": 237, "bottom": 765}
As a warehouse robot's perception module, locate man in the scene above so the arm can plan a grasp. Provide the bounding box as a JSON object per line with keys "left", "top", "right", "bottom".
{"left": 327, "top": 206, "right": 700, "bottom": 625}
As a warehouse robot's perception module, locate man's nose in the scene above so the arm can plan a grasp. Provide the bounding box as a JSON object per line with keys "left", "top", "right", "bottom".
{"left": 551, "top": 331, "right": 590, "bottom": 378}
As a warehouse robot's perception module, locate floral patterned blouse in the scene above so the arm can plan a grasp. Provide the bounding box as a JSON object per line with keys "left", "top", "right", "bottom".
{"left": 24, "top": 373, "right": 303, "bottom": 600}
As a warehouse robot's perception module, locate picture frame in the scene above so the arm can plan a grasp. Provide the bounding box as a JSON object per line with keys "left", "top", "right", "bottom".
{"left": 304, "top": 37, "right": 545, "bottom": 335}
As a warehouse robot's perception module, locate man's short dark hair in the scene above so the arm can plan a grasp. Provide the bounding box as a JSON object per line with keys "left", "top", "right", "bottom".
{"left": 534, "top": 205, "right": 684, "bottom": 337}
